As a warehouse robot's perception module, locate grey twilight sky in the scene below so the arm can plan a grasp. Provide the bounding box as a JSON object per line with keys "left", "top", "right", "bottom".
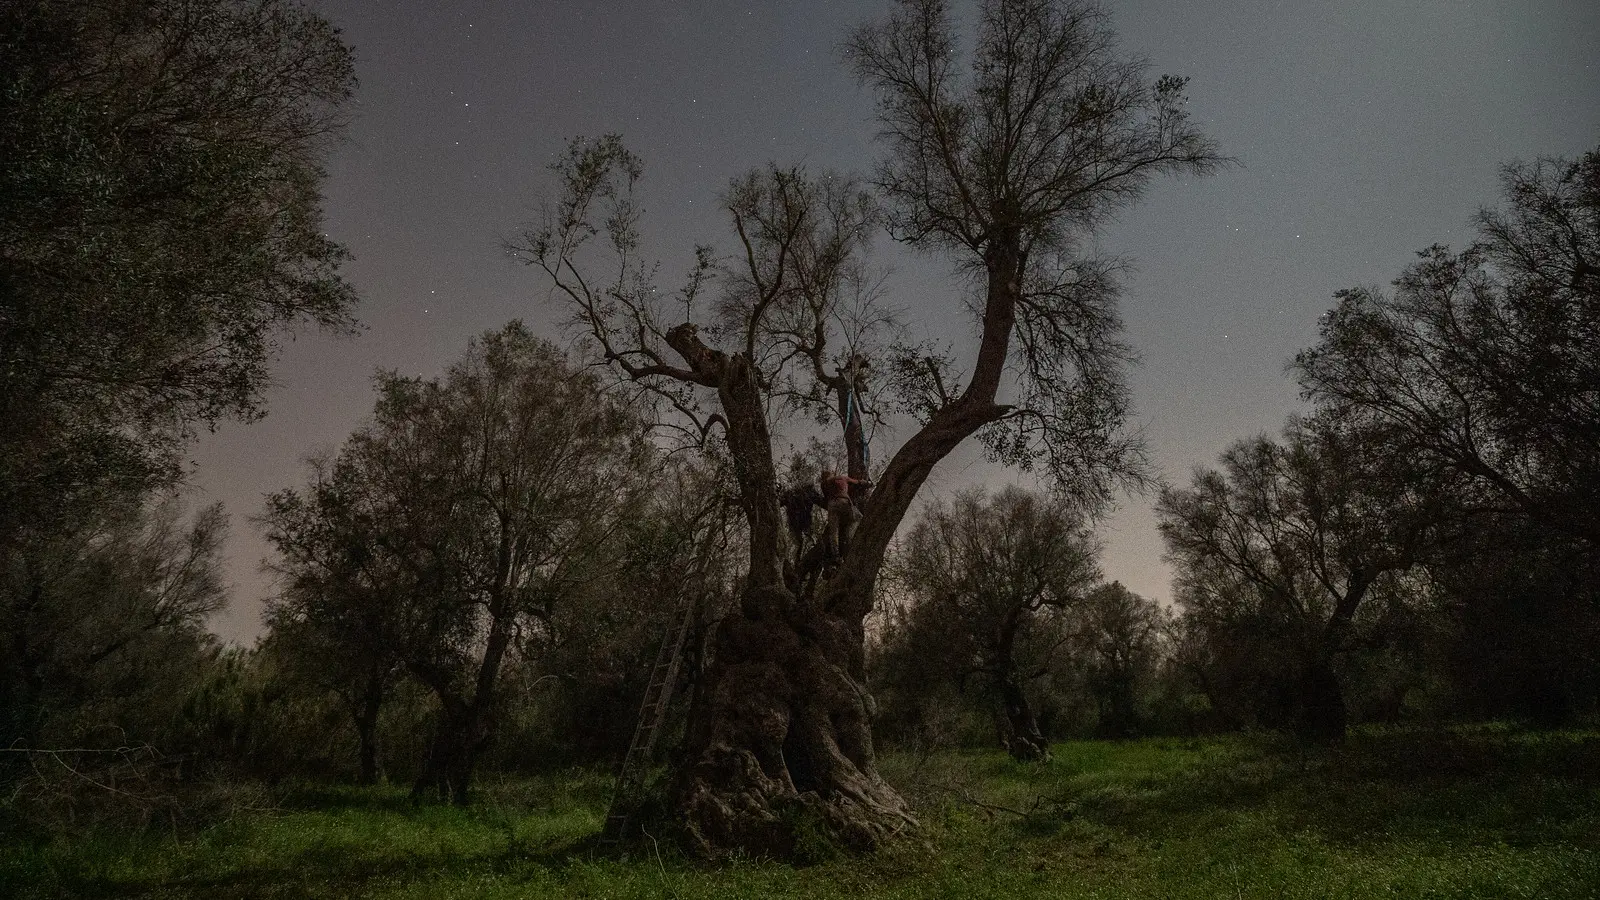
{"left": 193, "top": 0, "right": 1600, "bottom": 643}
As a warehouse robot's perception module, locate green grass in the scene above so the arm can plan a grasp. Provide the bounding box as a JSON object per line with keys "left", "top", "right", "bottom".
{"left": 4, "top": 726, "right": 1598, "bottom": 898}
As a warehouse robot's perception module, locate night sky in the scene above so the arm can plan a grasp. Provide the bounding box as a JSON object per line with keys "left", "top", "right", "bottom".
{"left": 194, "top": 0, "right": 1600, "bottom": 643}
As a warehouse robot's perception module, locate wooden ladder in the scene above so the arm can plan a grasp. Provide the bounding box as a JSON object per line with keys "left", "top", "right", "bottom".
{"left": 600, "top": 594, "right": 695, "bottom": 843}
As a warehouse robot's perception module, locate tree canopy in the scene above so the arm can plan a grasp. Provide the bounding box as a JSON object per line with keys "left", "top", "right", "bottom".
{"left": 891, "top": 485, "right": 1101, "bottom": 759}
{"left": 1157, "top": 416, "right": 1438, "bottom": 741}
{"left": 263, "top": 323, "right": 652, "bottom": 802}
{"left": 1294, "top": 149, "right": 1600, "bottom": 548}
{"left": 0, "top": 0, "right": 358, "bottom": 538}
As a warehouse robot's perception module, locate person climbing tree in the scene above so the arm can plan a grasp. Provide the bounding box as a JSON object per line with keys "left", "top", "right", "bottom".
{"left": 820, "top": 469, "right": 871, "bottom": 559}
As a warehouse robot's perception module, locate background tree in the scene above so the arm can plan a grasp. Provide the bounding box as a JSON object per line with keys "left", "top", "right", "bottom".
{"left": 0, "top": 0, "right": 358, "bottom": 543}
{"left": 1294, "top": 144, "right": 1600, "bottom": 727}
{"left": 518, "top": 0, "right": 1218, "bottom": 855}
{"left": 1157, "top": 416, "right": 1436, "bottom": 742}
{"left": 263, "top": 324, "right": 649, "bottom": 803}
{"left": 1073, "top": 581, "right": 1167, "bottom": 738}
{"left": 891, "top": 486, "right": 1100, "bottom": 760}
{"left": 1294, "top": 145, "right": 1599, "bottom": 549}
{"left": 261, "top": 458, "right": 410, "bottom": 786}
{"left": 0, "top": 500, "right": 226, "bottom": 766}
{"left": 0, "top": 0, "right": 356, "bottom": 790}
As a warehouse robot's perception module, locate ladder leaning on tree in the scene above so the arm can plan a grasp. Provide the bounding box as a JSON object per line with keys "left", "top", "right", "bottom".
{"left": 600, "top": 591, "right": 696, "bottom": 844}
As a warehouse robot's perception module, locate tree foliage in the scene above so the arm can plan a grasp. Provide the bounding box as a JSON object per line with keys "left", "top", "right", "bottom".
{"left": 262, "top": 324, "right": 651, "bottom": 802}
{"left": 889, "top": 486, "right": 1100, "bottom": 759}
{"left": 0, "top": 0, "right": 355, "bottom": 806}
{"left": 1287, "top": 143, "right": 1600, "bottom": 728}
{"left": 496, "top": 458, "right": 744, "bottom": 770}
{"left": 1294, "top": 147, "right": 1600, "bottom": 547}
{"left": 1, "top": 499, "right": 226, "bottom": 759}
{"left": 0, "top": 0, "right": 358, "bottom": 539}
{"left": 846, "top": 0, "right": 1223, "bottom": 505}
{"left": 1157, "top": 416, "right": 1437, "bottom": 741}
{"left": 261, "top": 454, "right": 408, "bottom": 786}
{"left": 1424, "top": 513, "right": 1600, "bottom": 726}
{"left": 1073, "top": 581, "right": 1168, "bottom": 738}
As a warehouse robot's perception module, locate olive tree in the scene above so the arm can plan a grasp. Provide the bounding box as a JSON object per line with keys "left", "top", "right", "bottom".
{"left": 1074, "top": 581, "right": 1168, "bottom": 738}
{"left": 261, "top": 456, "right": 410, "bottom": 786}
{"left": 1, "top": 0, "right": 356, "bottom": 776}
{"left": 0, "top": 500, "right": 227, "bottom": 762}
{"left": 1293, "top": 146, "right": 1600, "bottom": 728}
{"left": 1295, "top": 146, "right": 1600, "bottom": 549}
{"left": 517, "top": 0, "right": 1219, "bottom": 854}
{"left": 892, "top": 486, "right": 1100, "bottom": 760}
{"left": 1156, "top": 416, "right": 1436, "bottom": 742}
{"left": 263, "top": 324, "right": 649, "bottom": 803}
{"left": 0, "top": 0, "right": 357, "bottom": 543}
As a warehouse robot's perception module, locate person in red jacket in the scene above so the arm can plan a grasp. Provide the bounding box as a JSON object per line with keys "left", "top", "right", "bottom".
{"left": 819, "top": 469, "right": 871, "bottom": 559}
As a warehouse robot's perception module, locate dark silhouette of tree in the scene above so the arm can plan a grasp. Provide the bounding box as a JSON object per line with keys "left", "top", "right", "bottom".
{"left": 1425, "top": 513, "right": 1600, "bottom": 726}
{"left": 0, "top": 500, "right": 227, "bottom": 759}
{"left": 1295, "top": 146, "right": 1599, "bottom": 549}
{"left": 261, "top": 458, "right": 411, "bottom": 786}
{"left": 892, "top": 486, "right": 1100, "bottom": 760}
{"left": 0, "top": 0, "right": 358, "bottom": 544}
{"left": 1157, "top": 416, "right": 1436, "bottom": 742}
{"left": 1074, "top": 581, "right": 1167, "bottom": 738}
{"left": 514, "top": 458, "right": 743, "bottom": 769}
{"left": 517, "top": 0, "right": 1219, "bottom": 855}
{"left": 263, "top": 325, "right": 649, "bottom": 803}
{"left": 1293, "top": 144, "right": 1600, "bottom": 728}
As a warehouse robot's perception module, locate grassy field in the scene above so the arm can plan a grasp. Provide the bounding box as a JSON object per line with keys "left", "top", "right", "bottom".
{"left": 3, "top": 726, "right": 1598, "bottom": 899}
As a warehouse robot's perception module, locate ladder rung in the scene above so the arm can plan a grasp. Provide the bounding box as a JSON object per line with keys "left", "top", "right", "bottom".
{"left": 603, "top": 589, "right": 699, "bottom": 843}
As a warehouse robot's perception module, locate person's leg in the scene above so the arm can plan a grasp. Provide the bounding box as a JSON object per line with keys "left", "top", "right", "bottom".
{"left": 839, "top": 502, "right": 861, "bottom": 555}
{"left": 832, "top": 496, "right": 857, "bottom": 554}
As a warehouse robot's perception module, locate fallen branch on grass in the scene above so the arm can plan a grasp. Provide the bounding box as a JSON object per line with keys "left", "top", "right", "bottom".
{"left": 912, "top": 780, "right": 1042, "bottom": 820}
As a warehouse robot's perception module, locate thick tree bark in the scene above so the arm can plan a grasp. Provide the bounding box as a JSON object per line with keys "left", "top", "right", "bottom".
{"left": 353, "top": 674, "right": 384, "bottom": 786}
{"left": 997, "top": 676, "right": 1050, "bottom": 762}
{"left": 671, "top": 601, "right": 915, "bottom": 857}
{"left": 1295, "top": 657, "right": 1347, "bottom": 744}
{"left": 661, "top": 329, "right": 916, "bottom": 856}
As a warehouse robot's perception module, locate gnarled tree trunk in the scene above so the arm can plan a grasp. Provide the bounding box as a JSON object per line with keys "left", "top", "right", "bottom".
{"left": 413, "top": 703, "right": 491, "bottom": 805}
{"left": 672, "top": 596, "right": 914, "bottom": 856}
{"left": 997, "top": 676, "right": 1050, "bottom": 762}
{"left": 660, "top": 245, "right": 1019, "bottom": 854}
{"left": 661, "top": 337, "right": 922, "bottom": 855}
